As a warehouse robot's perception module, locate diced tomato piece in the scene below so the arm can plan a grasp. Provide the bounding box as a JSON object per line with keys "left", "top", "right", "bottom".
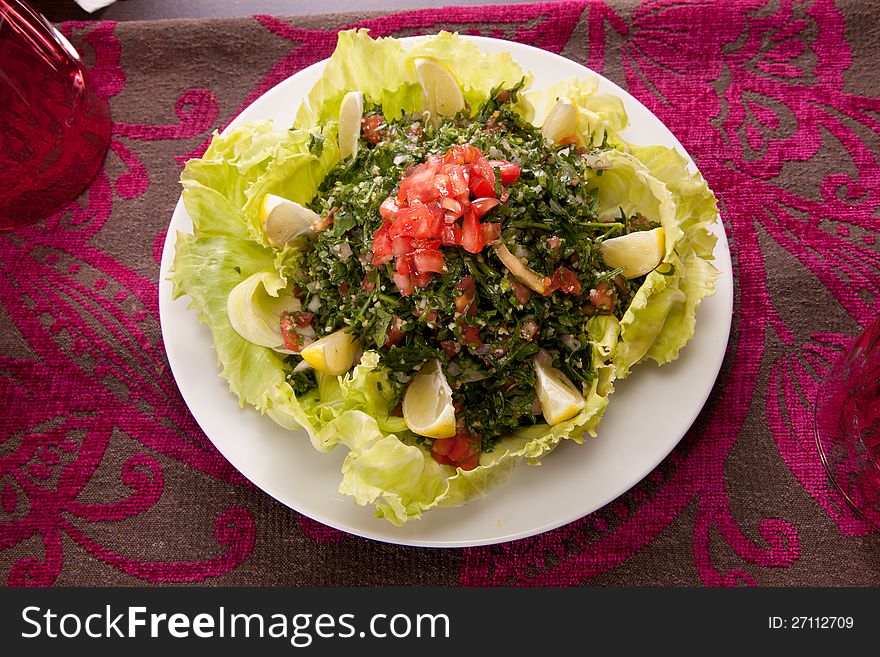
{"left": 510, "top": 278, "right": 534, "bottom": 304}
{"left": 431, "top": 437, "right": 454, "bottom": 456}
{"left": 454, "top": 275, "right": 476, "bottom": 315}
{"left": 550, "top": 266, "right": 582, "bottom": 295}
{"left": 293, "top": 311, "right": 314, "bottom": 327}
{"left": 460, "top": 323, "right": 482, "bottom": 347}
{"left": 445, "top": 165, "right": 469, "bottom": 196}
{"left": 460, "top": 207, "right": 483, "bottom": 253}
{"left": 440, "top": 223, "right": 461, "bottom": 246}
{"left": 416, "top": 309, "right": 438, "bottom": 323}
{"left": 444, "top": 144, "right": 478, "bottom": 165}
{"left": 469, "top": 158, "right": 496, "bottom": 187}
{"left": 391, "top": 236, "right": 412, "bottom": 257}
{"left": 398, "top": 205, "right": 442, "bottom": 239}
{"left": 589, "top": 281, "right": 616, "bottom": 310}
{"left": 361, "top": 276, "right": 376, "bottom": 291}
{"left": 371, "top": 224, "right": 393, "bottom": 265}
{"left": 441, "top": 196, "right": 463, "bottom": 217}
{"left": 406, "top": 178, "right": 441, "bottom": 205}
{"left": 410, "top": 269, "right": 433, "bottom": 288}
{"left": 433, "top": 174, "right": 451, "bottom": 197}
{"left": 410, "top": 238, "right": 440, "bottom": 251}
{"left": 384, "top": 315, "right": 405, "bottom": 348}
{"left": 471, "top": 197, "right": 500, "bottom": 219}
{"left": 361, "top": 114, "right": 385, "bottom": 144}
{"left": 279, "top": 312, "right": 301, "bottom": 352}
{"left": 436, "top": 432, "right": 481, "bottom": 470}
{"left": 447, "top": 436, "right": 471, "bottom": 461}
{"left": 458, "top": 452, "right": 480, "bottom": 471}
{"left": 392, "top": 272, "right": 414, "bottom": 296}
{"left": 440, "top": 340, "right": 460, "bottom": 357}
{"left": 469, "top": 174, "right": 496, "bottom": 199}
{"left": 395, "top": 255, "right": 410, "bottom": 275}
{"left": 379, "top": 197, "right": 400, "bottom": 220}
{"left": 480, "top": 222, "right": 501, "bottom": 245}
{"left": 488, "top": 160, "right": 521, "bottom": 185}
{"left": 411, "top": 249, "right": 446, "bottom": 274}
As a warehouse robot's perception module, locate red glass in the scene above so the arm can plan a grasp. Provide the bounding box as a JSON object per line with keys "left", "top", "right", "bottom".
{"left": 815, "top": 315, "right": 880, "bottom": 530}
{"left": 0, "top": 0, "right": 111, "bottom": 229}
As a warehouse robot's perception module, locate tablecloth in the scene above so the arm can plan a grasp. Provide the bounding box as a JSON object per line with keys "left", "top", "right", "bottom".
{"left": 2, "top": 0, "right": 879, "bottom": 587}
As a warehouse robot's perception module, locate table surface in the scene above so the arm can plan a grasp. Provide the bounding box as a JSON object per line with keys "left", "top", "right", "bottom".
{"left": 31, "top": 0, "right": 537, "bottom": 21}
{"left": 2, "top": 0, "right": 879, "bottom": 587}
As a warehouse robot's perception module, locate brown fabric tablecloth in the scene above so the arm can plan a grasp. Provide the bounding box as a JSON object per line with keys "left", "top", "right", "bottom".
{"left": 2, "top": 0, "right": 879, "bottom": 586}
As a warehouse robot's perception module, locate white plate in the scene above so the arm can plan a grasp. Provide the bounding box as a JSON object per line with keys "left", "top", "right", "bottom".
{"left": 159, "top": 36, "right": 733, "bottom": 548}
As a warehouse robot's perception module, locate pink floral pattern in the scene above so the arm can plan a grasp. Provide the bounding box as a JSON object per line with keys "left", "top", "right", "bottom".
{"left": 1, "top": 1, "right": 877, "bottom": 586}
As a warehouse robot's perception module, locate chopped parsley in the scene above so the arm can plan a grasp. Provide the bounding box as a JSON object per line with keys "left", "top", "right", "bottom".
{"left": 289, "top": 88, "right": 640, "bottom": 446}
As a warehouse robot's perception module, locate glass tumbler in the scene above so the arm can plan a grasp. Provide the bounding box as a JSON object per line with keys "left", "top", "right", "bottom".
{"left": 815, "top": 315, "right": 880, "bottom": 530}
{"left": 0, "top": 0, "right": 111, "bottom": 230}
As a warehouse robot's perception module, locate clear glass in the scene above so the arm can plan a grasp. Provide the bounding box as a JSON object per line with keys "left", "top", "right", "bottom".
{"left": 0, "top": 0, "right": 111, "bottom": 229}
{"left": 815, "top": 315, "right": 880, "bottom": 530}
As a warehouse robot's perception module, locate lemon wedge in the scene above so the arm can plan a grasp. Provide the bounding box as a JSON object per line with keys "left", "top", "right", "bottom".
{"left": 300, "top": 329, "right": 360, "bottom": 375}
{"left": 599, "top": 227, "right": 665, "bottom": 279}
{"left": 541, "top": 97, "right": 579, "bottom": 144}
{"left": 338, "top": 90, "right": 364, "bottom": 160}
{"left": 260, "top": 193, "right": 322, "bottom": 247}
{"left": 414, "top": 57, "right": 465, "bottom": 126}
{"left": 533, "top": 349, "right": 586, "bottom": 426}
{"left": 403, "top": 359, "right": 457, "bottom": 439}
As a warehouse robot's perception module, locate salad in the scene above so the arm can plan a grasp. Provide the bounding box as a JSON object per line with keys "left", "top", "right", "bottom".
{"left": 170, "top": 30, "right": 720, "bottom": 525}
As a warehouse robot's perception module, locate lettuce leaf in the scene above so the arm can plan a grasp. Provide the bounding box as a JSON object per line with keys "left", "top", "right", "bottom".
{"left": 590, "top": 146, "right": 720, "bottom": 376}
{"left": 519, "top": 76, "right": 628, "bottom": 147}
{"left": 294, "top": 29, "right": 422, "bottom": 128}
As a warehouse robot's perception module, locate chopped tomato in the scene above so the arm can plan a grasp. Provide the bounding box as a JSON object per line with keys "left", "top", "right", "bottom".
{"left": 454, "top": 275, "right": 476, "bottom": 316}
{"left": 460, "top": 323, "right": 482, "bottom": 347}
{"left": 431, "top": 436, "right": 454, "bottom": 456}
{"left": 371, "top": 144, "right": 521, "bottom": 297}
{"left": 589, "top": 280, "right": 616, "bottom": 310}
{"left": 440, "top": 223, "right": 461, "bottom": 246}
{"left": 471, "top": 197, "right": 500, "bottom": 218}
{"left": 480, "top": 222, "right": 501, "bottom": 245}
{"left": 371, "top": 224, "right": 393, "bottom": 265}
{"left": 279, "top": 312, "right": 301, "bottom": 352}
{"left": 431, "top": 432, "right": 481, "bottom": 471}
{"left": 468, "top": 175, "right": 496, "bottom": 199}
{"left": 361, "top": 114, "right": 386, "bottom": 144}
{"left": 510, "top": 278, "right": 533, "bottom": 304}
{"left": 549, "top": 267, "right": 582, "bottom": 295}
{"left": 409, "top": 270, "right": 432, "bottom": 288}
{"left": 445, "top": 164, "right": 469, "bottom": 196}
{"left": 379, "top": 197, "right": 400, "bottom": 220}
{"left": 488, "top": 160, "right": 521, "bottom": 185}
{"left": 460, "top": 207, "right": 483, "bottom": 253}
{"left": 411, "top": 249, "right": 446, "bottom": 274}
{"left": 392, "top": 272, "right": 414, "bottom": 296}
{"left": 293, "top": 311, "right": 314, "bottom": 327}
{"left": 384, "top": 315, "right": 405, "bottom": 348}
{"left": 391, "top": 236, "right": 412, "bottom": 257}
{"left": 440, "top": 340, "right": 460, "bottom": 357}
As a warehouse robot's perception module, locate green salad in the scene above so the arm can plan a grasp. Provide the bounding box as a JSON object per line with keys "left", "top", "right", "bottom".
{"left": 171, "top": 30, "right": 720, "bottom": 525}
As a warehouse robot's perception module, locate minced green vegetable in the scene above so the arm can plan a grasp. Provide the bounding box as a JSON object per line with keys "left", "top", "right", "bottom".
{"left": 285, "top": 87, "right": 648, "bottom": 447}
